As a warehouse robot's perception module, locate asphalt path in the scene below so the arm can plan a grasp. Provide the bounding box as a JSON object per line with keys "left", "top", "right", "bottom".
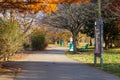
{"left": 1, "top": 45, "right": 120, "bottom": 80}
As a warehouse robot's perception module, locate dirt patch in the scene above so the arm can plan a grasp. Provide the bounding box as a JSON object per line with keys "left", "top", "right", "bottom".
{"left": 0, "top": 51, "right": 30, "bottom": 74}
{"left": 0, "top": 67, "right": 22, "bottom": 73}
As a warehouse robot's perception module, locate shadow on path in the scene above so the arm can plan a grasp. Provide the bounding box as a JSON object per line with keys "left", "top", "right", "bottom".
{"left": 6, "top": 61, "right": 119, "bottom": 80}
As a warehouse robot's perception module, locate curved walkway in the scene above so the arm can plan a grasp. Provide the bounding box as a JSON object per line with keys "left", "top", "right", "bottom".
{"left": 1, "top": 45, "right": 120, "bottom": 80}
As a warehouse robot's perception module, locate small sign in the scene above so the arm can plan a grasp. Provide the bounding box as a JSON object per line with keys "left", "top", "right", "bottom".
{"left": 94, "top": 18, "right": 104, "bottom": 67}
{"left": 95, "top": 19, "right": 103, "bottom": 56}
{"left": 95, "top": 23, "right": 101, "bottom": 54}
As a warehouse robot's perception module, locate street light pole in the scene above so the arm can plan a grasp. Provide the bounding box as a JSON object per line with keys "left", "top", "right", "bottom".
{"left": 94, "top": 0, "right": 103, "bottom": 68}
{"left": 98, "top": 0, "right": 103, "bottom": 68}
{"left": 98, "top": 0, "right": 102, "bottom": 18}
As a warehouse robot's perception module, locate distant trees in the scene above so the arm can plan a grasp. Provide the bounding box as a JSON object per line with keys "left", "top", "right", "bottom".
{"left": 82, "top": 0, "right": 120, "bottom": 49}
{"left": 36, "top": 25, "right": 72, "bottom": 44}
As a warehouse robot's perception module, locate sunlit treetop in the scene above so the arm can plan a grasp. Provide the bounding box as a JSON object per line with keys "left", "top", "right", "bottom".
{"left": 1, "top": 0, "right": 89, "bottom": 3}
{"left": 0, "top": 0, "right": 89, "bottom": 14}
{"left": 27, "top": 0, "right": 89, "bottom": 14}
{"left": 27, "top": 3, "right": 58, "bottom": 14}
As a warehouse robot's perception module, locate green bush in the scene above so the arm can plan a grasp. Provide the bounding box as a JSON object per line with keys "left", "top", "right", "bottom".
{"left": 31, "top": 30, "right": 47, "bottom": 50}
{"left": 0, "top": 19, "right": 23, "bottom": 61}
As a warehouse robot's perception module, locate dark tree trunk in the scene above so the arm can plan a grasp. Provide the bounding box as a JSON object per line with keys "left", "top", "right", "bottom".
{"left": 104, "top": 35, "right": 109, "bottom": 50}
{"left": 90, "top": 38, "right": 92, "bottom": 46}
{"left": 72, "top": 33, "right": 77, "bottom": 53}
{"left": 105, "top": 41, "right": 109, "bottom": 50}
{"left": 109, "top": 38, "right": 113, "bottom": 48}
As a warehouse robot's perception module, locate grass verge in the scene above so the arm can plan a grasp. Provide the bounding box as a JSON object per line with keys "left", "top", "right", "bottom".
{"left": 66, "top": 48, "right": 120, "bottom": 77}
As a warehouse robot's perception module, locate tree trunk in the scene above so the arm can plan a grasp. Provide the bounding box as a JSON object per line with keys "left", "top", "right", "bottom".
{"left": 90, "top": 38, "right": 92, "bottom": 46}
{"left": 10, "top": 9, "right": 14, "bottom": 23}
{"left": 104, "top": 35, "right": 109, "bottom": 50}
{"left": 109, "top": 38, "right": 113, "bottom": 48}
{"left": 72, "top": 33, "right": 77, "bottom": 53}
{"left": 3, "top": 10, "right": 7, "bottom": 20}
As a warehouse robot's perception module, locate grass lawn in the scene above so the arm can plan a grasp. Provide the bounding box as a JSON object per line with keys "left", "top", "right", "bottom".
{"left": 66, "top": 48, "right": 120, "bottom": 77}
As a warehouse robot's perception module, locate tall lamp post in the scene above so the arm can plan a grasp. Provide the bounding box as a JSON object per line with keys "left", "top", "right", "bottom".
{"left": 98, "top": 0, "right": 102, "bottom": 18}
{"left": 94, "top": 0, "right": 103, "bottom": 67}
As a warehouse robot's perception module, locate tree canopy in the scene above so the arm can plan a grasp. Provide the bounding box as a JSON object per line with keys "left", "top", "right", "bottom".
{"left": 0, "top": 0, "right": 89, "bottom": 14}
{"left": 105, "top": 0, "right": 120, "bottom": 18}
{"left": 42, "top": 2, "right": 95, "bottom": 52}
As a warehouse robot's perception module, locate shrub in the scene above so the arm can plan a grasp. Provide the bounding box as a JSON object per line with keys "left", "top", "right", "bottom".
{"left": 23, "top": 43, "right": 30, "bottom": 50}
{"left": 31, "top": 29, "right": 47, "bottom": 50}
{"left": 0, "top": 19, "right": 23, "bottom": 61}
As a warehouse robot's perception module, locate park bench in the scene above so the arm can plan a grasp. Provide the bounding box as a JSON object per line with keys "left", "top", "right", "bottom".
{"left": 78, "top": 44, "right": 89, "bottom": 52}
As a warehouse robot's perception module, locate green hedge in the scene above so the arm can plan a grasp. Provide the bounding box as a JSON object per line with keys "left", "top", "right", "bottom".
{"left": 31, "top": 30, "right": 47, "bottom": 50}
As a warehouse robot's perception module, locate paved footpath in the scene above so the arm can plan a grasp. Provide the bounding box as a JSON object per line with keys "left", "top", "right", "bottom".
{"left": 0, "top": 45, "right": 120, "bottom": 80}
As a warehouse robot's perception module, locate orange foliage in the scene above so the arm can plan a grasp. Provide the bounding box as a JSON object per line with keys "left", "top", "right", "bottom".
{"left": 44, "top": 4, "right": 58, "bottom": 14}
{"left": 27, "top": 0, "right": 89, "bottom": 13}
{"left": 28, "top": 4, "right": 45, "bottom": 12}
{"left": 28, "top": 3, "right": 58, "bottom": 14}
{"left": 0, "top": 0, "right": 89, "bottom": 14}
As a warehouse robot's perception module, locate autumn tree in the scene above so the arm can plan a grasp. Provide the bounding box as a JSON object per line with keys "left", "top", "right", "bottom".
{"left": 0, "top": 0, "right": 90, "bottom": 34}
{"left": 42, "top": 3, "right": 94, "bottom": 53}
{"left": 0, "top": 0, "right": 90, "bottom": 33}
{"left": 0, "top": 0, "right": 89, "bottom": 14}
